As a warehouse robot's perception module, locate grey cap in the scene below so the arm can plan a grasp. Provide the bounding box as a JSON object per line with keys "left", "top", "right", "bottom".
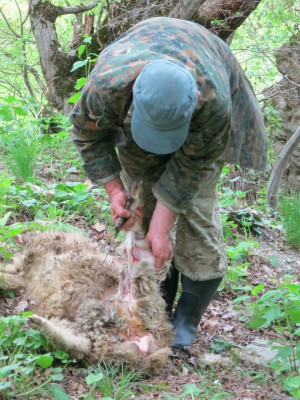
{"left": 132, "top": 59, "right": 198, "bottom": 154}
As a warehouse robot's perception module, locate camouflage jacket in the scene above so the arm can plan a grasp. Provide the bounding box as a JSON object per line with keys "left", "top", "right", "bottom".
{"left": 70, "top": 17, "right": 268, "bottom": 213}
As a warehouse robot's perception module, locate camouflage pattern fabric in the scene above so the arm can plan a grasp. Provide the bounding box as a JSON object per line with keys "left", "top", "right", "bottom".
{"left": 70, "top": 17, "right": 267, "bottom": 213}
{"left": 69, "top": 17, "right": 268, "bottom": 279}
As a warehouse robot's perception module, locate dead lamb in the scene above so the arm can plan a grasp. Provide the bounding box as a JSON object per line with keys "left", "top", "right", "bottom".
{"left": 0, "top": 229, "right": 173, "bottom": 374}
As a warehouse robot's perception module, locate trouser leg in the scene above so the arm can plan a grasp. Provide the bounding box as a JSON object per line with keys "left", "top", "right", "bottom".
{"left": 172, "top": 274, "right": 222, "bottom": 349}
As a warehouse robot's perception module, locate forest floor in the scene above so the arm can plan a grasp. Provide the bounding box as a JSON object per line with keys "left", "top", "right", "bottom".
{"left": 0, "top": 150, "right": 299, "bottom": 399}
{"left": 1, "top": 215, "right": 299, "bottom": 400}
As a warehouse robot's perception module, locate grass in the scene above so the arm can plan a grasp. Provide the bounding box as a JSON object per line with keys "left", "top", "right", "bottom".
{"left": 279, "top": 193, "right": 300, "bottom": 247}
{"left": 3, "top": 134, "right": 39, "bottom": 183}
{"left": 83, "top": 362, "right": 142, "bottom": 399}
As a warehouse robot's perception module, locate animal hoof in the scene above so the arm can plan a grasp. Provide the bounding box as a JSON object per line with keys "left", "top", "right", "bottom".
{"left": 28, "top": 314, "right": 46, "bottom": 329}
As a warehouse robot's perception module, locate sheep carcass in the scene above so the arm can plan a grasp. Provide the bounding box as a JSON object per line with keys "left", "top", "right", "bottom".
{"left": 0, "top": 230, "right": 173, "bottom": 373}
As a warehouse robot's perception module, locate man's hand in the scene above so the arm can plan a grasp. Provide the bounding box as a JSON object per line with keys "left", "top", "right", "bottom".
{"left": 146, "top": 202, "right": 176, "bottom": 269}
{"left": 104, "top": 178, "right": 143, "bottom": 230}
{"left": 146, "top": 230, "right": 173, "bottom": 270}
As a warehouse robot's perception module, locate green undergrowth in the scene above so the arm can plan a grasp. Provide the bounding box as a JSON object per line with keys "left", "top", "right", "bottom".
{"left": 0, "top": 173, "right": 111, "bottom": 261}
{"left": 0, "top": 313, "right": 71, "bottom": 399}
{"left": 218, "top": 166, "right": 300, "bottom": 398}
{"left": 228, "top": 276, "right": 300, "bottom": 399}
{"left": 279, "top": 194, "right": 300, "bottom": 248}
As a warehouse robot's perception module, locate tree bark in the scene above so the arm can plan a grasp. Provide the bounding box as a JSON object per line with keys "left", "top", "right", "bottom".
{"left": 29, "top": 0, "right": 77, "bottom": 113}
{"left": 169, "top": 0, "right": 207, "bottom": 19}
{"left": 196, "top": 0, "right": 261, "bottom": 42}
{"left": 267, "top": 126, "right": 300, "bottom": 209}
{"left": 97, "top": 0, "right": 261, "bottom": 49}
{"left": 263, "top": 34, "right": 300, "bottom": 191}
{"left": 28, "top": 0, "right": 263, "bottom": 112}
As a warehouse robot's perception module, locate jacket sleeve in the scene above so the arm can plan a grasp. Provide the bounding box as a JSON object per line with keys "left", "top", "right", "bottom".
{"left": 152, "top": 101, "right": 231, "bottom": 213}
{"left": 69, "top": 83, "right": 122, "bottom": 185}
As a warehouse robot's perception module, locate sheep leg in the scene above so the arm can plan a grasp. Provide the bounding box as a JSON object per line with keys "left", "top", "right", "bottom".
{"left": 0, "top": 271, "right": 24, "bottom": 290}
{"left": 118, "top": 231, "right": 135, "bottom": 302}
{"left": 124, "top": 231, "right": 135, "bottom": 275}
{"left": 28, "top": 315, "right": 91, "bottom": 359}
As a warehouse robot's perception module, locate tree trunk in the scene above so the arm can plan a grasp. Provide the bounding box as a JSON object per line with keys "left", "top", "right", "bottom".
{"left": 263, "top": 34, "right": 300, "bottom": 191}
{"left": 29, "top": 0, "right": 262, "bottom": 113}
{"left": 28, "top": 0, "right": 100, "bottom": 113}
{"left": 267, "top": 126, "right": 300, "bottom": 209}
{"left": 196, "top": 0, "right": 261, "bottom": 42}
{"left": 29, "top": 1, "right": 75, "bottom": 113}
{"left": 97, "top": 0, "right": 261, "bottom": 49}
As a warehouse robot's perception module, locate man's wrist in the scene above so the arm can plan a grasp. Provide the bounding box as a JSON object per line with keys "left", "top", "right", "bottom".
{"left": 149, "top": 201, "right": 176, "bottom": 236}
{"left": 104, "top": 177, "right": 124, "bottom": 199}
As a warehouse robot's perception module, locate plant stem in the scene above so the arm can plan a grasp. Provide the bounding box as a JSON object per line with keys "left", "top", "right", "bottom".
{"left": 16, "top": 378, "right": 52, "bottom": 397}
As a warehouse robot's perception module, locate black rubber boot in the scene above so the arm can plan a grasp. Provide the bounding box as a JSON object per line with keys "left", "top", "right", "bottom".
{"left": 172, "top": 275, "right": 222, "bottom": 349}
{"left": 160, "top": 264, "right": 179, "bottom": 316}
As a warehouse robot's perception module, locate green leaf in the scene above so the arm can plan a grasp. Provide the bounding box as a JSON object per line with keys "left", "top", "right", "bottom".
{"left": 51, "top": 367, "right": 63, "bottom": 373}
{"left": 269, "top": 359, "right": 282, "bottom": 370}
{"left": 231, "top": 284, "right": 252, "bottom": 291}
{"left": 0, "top": 381, "right": 12, "bottom": 391}
{"left": 232, "top": 295, "right": 250, "bottom": 304}
{"left": 0, "top": 107, "right": 14, "bottom": 121}
{"left": 51, "top": 373, "right": 65, "bottom": 381}
{"left": 221, "top": 198, "right": 236, "bottom": 207}
{"left": 7, "top": 225, "right": 26, "bottom": 237}
{"left": 74, "top": 77, "right": 87, "bottom": 90}
{"left": 77, "top": 45, "right": 86, "bottom": 58}
{"left": 53, "top": 349, "right": 69, "bottom": 362}
{"left": 45, "top": 383, "right": 71, "bottom": 400}
{"left": 285, "top": 283, "right": 299, "bottom": 296}
{"left": 2, "top": 250, "right": 13, "bottom": 260}
{"left": 296, "top": 341, "right": 300, "bottom": 359}
{"left": 0, "top": 365, "right": 18, "bottom": 378}
{"left": 22, "top": 311, "right": 34, "bottom": 317}
{"left": 4, "top": 95, "right": 17, "bottom": 103}
{"left": 36, "top": 355, "right": 54, "bottom": 368}
{"left": 21, "top": 199, "right": 38, "bottom": 207}
{"left": 182, "top": 383, "right": 203, "bottom": 396}
{"left": 289, "top": 310, "right": 300, "bottom": 323}
{"left": 213, "top": 394, "right": 231, "bottom": 399}
{"left": 248, "top": 317, "right": 268, "bottom": 329}
{"left": 251, "top": 283, "right": 265, "bottom": 295}
{"left": 13, "top": 336, "right": 27, "bottom": 346}
{"left": 284, "top": 376, "right": 300, "bottom": 389}
{"left": 86, "top": 372, "right": 104, "bottom": 385}
{"left": 0, "top": 212, "right": 11, "bottom": 227}
{"left": 14, "top": 106, "right": 27, "bottom": 116}
{"left": 268, "top": 255, "right": 279, "bottom": 267}
{"left": 263, "top": 305, "right": 283, "bottom": 323}
{"left": 22, "top": 365, "right": 35, "bottom": 375}
{"left": 274, "top": 345, "right": 293, "bottom": 361}
{"left": 83, "top": 36, "right": 92, "bottom": 44}
{"left": 67, "top": 92, "right": 82, "bottom": 104}
{"left": 70, "top": 60, "right": 88, "bottom": 72}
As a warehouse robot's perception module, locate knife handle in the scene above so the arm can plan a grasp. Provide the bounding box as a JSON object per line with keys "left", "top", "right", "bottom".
{"left": 114, "top": 195, "right": 134, "bottom": 233}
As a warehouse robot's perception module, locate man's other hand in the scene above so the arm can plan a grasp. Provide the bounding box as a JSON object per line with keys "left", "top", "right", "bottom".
{"left": 146, "top": 201, "right": 176, "bottom": 269}
{"left": 146, "top": 230, "right": 173, "bottom": 269}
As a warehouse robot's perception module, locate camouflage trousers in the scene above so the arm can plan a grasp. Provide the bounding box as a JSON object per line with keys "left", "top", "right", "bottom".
{"left": 118, "top": 148, "right": 227, "bottom": 282}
